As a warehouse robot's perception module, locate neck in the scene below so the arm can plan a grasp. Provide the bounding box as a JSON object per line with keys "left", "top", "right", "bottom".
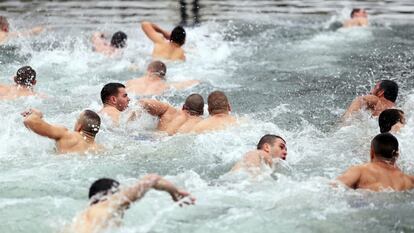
{"left": 372, "top": 157, "right": 397, "bottom": 168}
{"left": 146, "top": 73, "right": 163, "bottom": 81}
{"left": 260, "top": 150, "right": 273, "bottom": 166}
{"left": 80, "top": 131, "right": 95, "bottom": 143}
{"left": 169, "top": 41, "right": 181, "bottom": 48}
{"left": 210, "top": 112, "right": 229, "bottom": 117}
{"left": 15, "top": 84, "right": 33, "bottom": 91}
{"left": 103, "top": 103, "right": 119, "bottom": 111}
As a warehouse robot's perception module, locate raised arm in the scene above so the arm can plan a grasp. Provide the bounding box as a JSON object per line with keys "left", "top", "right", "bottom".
{"left": 335, "top": 166, "right": 361, "bottom": 189}
{"left": 139, "top": 99, "right": 174, "bottom": 117}
{"left": 9, "top": 26, "right": 44, "bottom": 38}
{"left": 169, "top": 80, "right": 200, "bottom": 90}
{"left": 141, "top": 21, "right": 170, "bottom": 44}
{"left": 22, "top": 108, "right": 68, "bottom": 140}
{"left": 111, "top": 174, "right": 194, "bottom": 209}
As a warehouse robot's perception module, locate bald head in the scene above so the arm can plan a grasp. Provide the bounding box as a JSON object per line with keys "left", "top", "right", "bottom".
{"left": 208, "top": 91, "right": 230, "bottom": 115}
{"left": 147, "top": 61, "right": 166, "bottom": 79}
{"left": 78, "top": 110, "right": 101, "bottom": 137}
{"left": 183, "top": 94, "right": 204, "bottom": 116}
{"left": 0, "top": 16, "right": 9, "bottom": 32}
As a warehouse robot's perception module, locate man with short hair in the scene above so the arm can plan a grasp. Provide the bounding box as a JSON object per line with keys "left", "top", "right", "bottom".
{"left": 378, "top": 109, "right": 405, "bottom": 133}
{"left": 231, "top": 135, "right": 287, "bottom": 174}
{"left": 99, "top": 83, "right": 130, "bottom": 125}
{"left": 191, "top": 91, "right": 237, "bottom": 133}
{"left": 0, "top": 16, "right": 44, "bottom": 44}
{"left": 343, "top": 8, "right": 368, "bottom": 28}
{"left": 67, "top": 174, "right": 194, "bottom": 233}
{"left": 343, "top": 80, "right": 398, "bottom": 118}
{"left": 0, "top": 66, "right": 39, "bottom": 100}
{"left": 141, "top": 21, "right": 186, "bottom": 61}
{"left": 91, "top": 31, "right": 127, "bottom": 56}
{"left": 336, "top": 133, "right": 414, "bottom": 191}
{"left": 126, "top": 60, "right": 199, "bottom": 96}
{"left": 22, "top": 108, "right": 102, "bottom": 154}
{"left": 139, "top": 93, "right": 204, "bottom": 135}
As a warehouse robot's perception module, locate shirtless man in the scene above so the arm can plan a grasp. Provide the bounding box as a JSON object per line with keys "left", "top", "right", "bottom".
{"left": 139, "top": 94, "right": 204, "bottom": 135}
{"left": 0, "top": 16, "right": 44, "bottom": 44}
{"left": 126, "top": 60, "right": 199, "bottom": 96}
{"left": 378, "top": 109, "right": 405, "bottom": 133}
{"left": 343, "top": 8, "right": 368, "bottom": 28}
{"left": 67, "top": 174, "right": 194, "bottom": 233}
{"left": 336, "top": 133, "right": 414, "bottom": 191}
{"left": 343, "top": 80, "right": 398, "bottom": 118}
{"left": 22, "top": 109, "right": 102, "bottom": 154}
{"left": 191, "top": 91, "right": 237, "bottom": 133}
{"left": 0, "top": 66, "right": 38, "bottom": 100}
{"left": 231, "top": 135, "right": 287, "bottom": 174}
{"left": 99, "top": 83, "right": 130, "bottom": 125}
{"left": 141, "top": 21, "right": 186, "bottom": 61}
{"left": 91, "top": 31, "right": 127, "bottom": 56}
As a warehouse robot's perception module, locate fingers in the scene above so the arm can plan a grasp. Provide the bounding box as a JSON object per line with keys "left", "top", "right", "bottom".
{"left": 21, "top": 109, "right": 33, "bottom": 117}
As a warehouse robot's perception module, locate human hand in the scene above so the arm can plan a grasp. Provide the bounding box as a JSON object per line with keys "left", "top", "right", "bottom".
{"left": 21, "top": 108, "right": 43, "bottom": 118}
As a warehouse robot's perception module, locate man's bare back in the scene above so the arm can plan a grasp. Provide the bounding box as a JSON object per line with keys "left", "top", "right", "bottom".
{"left": 22, "top": 109, "right": 102, "bottom": 154}
{"left": 191, "top": 113, "right": 237, "bottom": 133}
{"left": 126, "top": 76, "right": 168, "bottom": 96}
{"left": 140, "top": 99, "right": 203, "bottom": 135}
{"left": 336, "top": 133, "right": 414, "bottom": 192}
{"left": 337, "top": 162, "right": 414, "bottom": 191}
{"left": 141, "top": 21, "right": 186, "bottom": 61}
{"left": 0, "top": 84, "right": 36, "bottom": 100}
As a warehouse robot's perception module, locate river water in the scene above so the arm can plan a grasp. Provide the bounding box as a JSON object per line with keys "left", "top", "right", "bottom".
{"left": 1, "top": 0, "right": 414, "bottom": 233}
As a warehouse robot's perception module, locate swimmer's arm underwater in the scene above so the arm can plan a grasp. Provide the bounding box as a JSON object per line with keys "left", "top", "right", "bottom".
{"left": 22, "top": 108, "right": 67, "bottom": 140}
{"left": 141, "top": 21, "right": 170, "bottom": 44}
{"left": 335, "top": 166, "right": 361, "bottom": 189}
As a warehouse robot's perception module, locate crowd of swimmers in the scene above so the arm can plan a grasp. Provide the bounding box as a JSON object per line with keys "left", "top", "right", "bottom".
{"left": 1, "top": 8, "right": 414, "bottom": 233}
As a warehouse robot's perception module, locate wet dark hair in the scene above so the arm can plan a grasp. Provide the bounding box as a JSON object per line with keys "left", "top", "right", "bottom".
{"left": 207, "top": 91, "right": 230, "bottom": 115}
{"left": 81, "top": 110, "right": 101, "bottom": 137}
{"left": 0, "top": 16, "right": 9, "bottom": 32}
{"left": 183, "top": 93, "right": 204, "bottom": 116}
{"left": 111, "top": 31, "right": 127, "bottom": 48}
{"left": 378, "top": 109, "right": 404, "bottom": 133}
{"left": 147, "top": 60, "right": 167, "bottom": 78}
{"left": 257, "top": 134, "right": 286, "bottom": 150}
{"left": 100, "top": 83, "right": 125, "bottom": 104}
{"left": 371, "top": 133, "right": 399, "bottom": 160}
{"left": 379, "top": 80, "right": 398, "bottom": 102}
{"left": 170, "top": 26, "right": 186, "bottom": 46}
{"left": 89, "top": 178, "right": 120, "bottom": 205}
{"left": 14, "top": 66, "right": 36, "bottom": 86}
{"left": 350, "top": 8, "right": 362, "bottom": 18}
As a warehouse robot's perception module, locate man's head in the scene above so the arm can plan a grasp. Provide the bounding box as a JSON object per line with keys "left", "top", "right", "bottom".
{"left": 111, "top": 31, "right": 127, "bottom": 48}
{"left": 14, "top": 66, "right": 36, "bottom": 87}
{"left": 100, "top": 83, "right": 130, "bottom": 111}
{"left": 74, "top": 110, "right": 101, "bottom": 137}
{"left": 170, "top": 26, "right": 186, "bottom": 46}
{"left": 147, "top": 61, "right": 167, "bottom": 79}
{"left": 257, "top": 134, "right": 287, "bottom": 160}
{"left": 370, "top": 133, "right": 399, "bottom": 163}
{"left": 371, "top": 80, "right": 398, "bottom": 102}
{"left": 0, "top": 16, "right": 9, "bottom": 32}
{"left": 351, "top": 8, "right": 367, "bottom": 18}
{"left": 182, "top": 94, "right": 204, "bottom": 116}
{"left": 378, "top": 109, "right": 405, "bottom": 133}
{"left": 207, "top": 91, "right": 231, "bottom": 115}
{"left": 89, "top": 178, "right": 120, "bottom": 205}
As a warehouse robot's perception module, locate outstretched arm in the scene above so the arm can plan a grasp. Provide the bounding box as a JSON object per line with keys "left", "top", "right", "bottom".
{"left": 141, "top": 21, "right": 170, "bottom": 44}
{"left": 139, "top": 99, "right": 174, "bottom": 117}
{"left": 335, "top": 166, "right": 361, "bottom": 189}
{"left": 22, "top": 108, "right": 67, "bottom": 140}
{"left": 111, "top": 174, "right": 194, "bottom": 209}
{"left": 169, "top": 80, "right": 200, "bottom": 90}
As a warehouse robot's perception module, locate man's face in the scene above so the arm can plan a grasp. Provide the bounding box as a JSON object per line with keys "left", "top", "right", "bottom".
{"left": 114, "top": 88, "right": 130, "bottom": 111}
{"left": 370, "top": 82, "right": 382, "bottom": 97}
{"left": 269, "top": 138, "right": 287, "bottom": 160}
{"left": 354, "top": 9, "right": 368, "bottom": 18}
